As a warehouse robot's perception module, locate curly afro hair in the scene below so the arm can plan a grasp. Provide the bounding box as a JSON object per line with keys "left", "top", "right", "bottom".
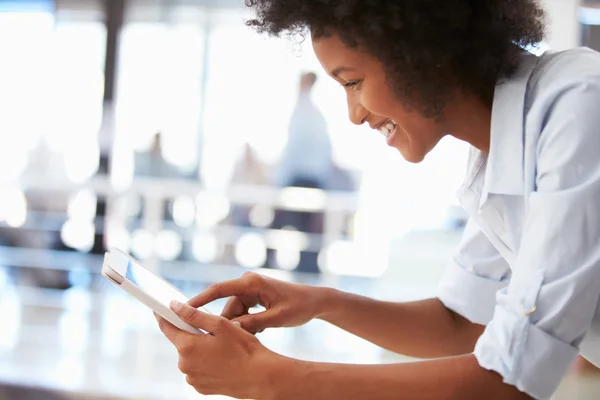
{"left": 244, "top": 0, "right": 546, "bottom": 117}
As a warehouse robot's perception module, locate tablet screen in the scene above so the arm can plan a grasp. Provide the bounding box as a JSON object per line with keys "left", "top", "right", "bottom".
{"left": 125, "top": 260, "right": 188, "bottom": 308}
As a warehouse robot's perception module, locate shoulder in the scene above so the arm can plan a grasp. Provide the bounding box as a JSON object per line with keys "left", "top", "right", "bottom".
{"left": 525, "top": 49, "right": 600, "bottom": 185}
{"left": 525, "top": 48, "right": 600, "bottom": 130}
{"left": 534, "top": 48, "right": 600, "bottom": 81}
{"left": 527, "top": 48, "right": 600, "bottom": 101}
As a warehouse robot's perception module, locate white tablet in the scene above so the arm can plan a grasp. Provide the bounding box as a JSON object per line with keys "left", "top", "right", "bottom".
{"left": 101, "top": 247, "right": 208, "bottom": 335}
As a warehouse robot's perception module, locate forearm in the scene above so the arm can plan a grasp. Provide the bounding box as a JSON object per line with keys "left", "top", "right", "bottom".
{"left": 316, "top": 289, "right": 484, "bottom": 358}
{"left": 263, "top": 355, "right": 531, "bottom": 400}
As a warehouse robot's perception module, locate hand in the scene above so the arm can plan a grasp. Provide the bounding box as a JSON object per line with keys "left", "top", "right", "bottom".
{"left": 156, "top": 300, "right": 282, "bottom": 399}
{"left": 188, "top": 272, "right": 326, "bottom": 334}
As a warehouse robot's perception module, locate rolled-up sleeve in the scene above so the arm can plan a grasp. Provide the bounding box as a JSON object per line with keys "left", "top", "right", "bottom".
{"left": 474, "top": 81, "right": 600, "bottom": 400}
{"left": 437, "top": 219, "right": 511, "bottom": 326}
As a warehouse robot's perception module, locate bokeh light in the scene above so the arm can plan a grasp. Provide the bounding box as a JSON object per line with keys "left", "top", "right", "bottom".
{"left": 234, "top": 233, "right": 267, "bottom": 269}
{"left": 60, "top": 219, "right": 95, "bottom": 252}
{"left": 155, "top": 230, "right": 182, "bottom": 261}
{"left": 192, "top": 232, "right": 220, "bottom": 264}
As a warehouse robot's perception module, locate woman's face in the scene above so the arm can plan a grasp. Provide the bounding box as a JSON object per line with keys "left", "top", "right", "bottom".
{"left": 312, "top": 34, "right": 447, "bottom": 163}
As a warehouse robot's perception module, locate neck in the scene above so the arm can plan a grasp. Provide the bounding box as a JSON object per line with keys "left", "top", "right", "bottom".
{"left": 444, "top": 94, "right": 492, "bottom": 153}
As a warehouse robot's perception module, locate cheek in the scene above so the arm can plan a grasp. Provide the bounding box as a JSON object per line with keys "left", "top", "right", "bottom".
{"left": 359, "top": 85, "right": 398, "bottom": 117}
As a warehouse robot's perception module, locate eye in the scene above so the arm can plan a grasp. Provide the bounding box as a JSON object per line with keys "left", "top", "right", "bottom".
{"left": 342, "top": 80, "right": 361, "bottom": 91}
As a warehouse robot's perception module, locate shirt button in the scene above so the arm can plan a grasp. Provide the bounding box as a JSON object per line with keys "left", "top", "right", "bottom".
{"left": 520, "top": 303, "right": 537, "bottom": 317}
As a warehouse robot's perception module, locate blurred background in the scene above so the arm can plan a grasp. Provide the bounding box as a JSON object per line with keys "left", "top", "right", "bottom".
{"left": 0, "top": 0, "right": 599, "bottom": 399}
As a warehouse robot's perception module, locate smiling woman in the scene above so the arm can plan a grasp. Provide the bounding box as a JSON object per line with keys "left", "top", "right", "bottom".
{"left": 153, "top": 2, "right": 600, "bottom": 400}
{"left": 247, "top": 0, "right": 545, "bottom": 116}
{"left": 246, "top": 0, "right": 545, "bottom": 163}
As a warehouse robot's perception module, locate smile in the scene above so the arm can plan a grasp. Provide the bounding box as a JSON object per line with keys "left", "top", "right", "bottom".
{"left": 378, "top": 119, "right": 398, "bottom": 139}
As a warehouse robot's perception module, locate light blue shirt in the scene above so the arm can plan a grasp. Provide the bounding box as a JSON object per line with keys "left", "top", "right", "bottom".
{"left": 436, "top": 47, "right": 600, "bottom": 400}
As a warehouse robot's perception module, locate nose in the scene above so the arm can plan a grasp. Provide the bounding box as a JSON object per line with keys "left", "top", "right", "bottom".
{"left": 347, "top": 95, "right": 368, "bottom": 126}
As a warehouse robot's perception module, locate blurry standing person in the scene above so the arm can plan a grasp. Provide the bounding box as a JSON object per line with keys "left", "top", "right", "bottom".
{"left": 224, "top": 143, "right": 270, "bottom": 265}
{"left": 155, "top": 1, "right": 600, "bottom": 399}
{"left": 14, "top": 138, "right": 71, "bottom": 289}
{"left": 277, "top": 72, "right": 333, "bottom": 190}
{"left": 271, "top": 72, "right": 333, "bottom": 272}
{"left": 134, "top": 132, "right": 175, "bottom": 179}
{"left": 231, "top": 143, "right": 270, "bottom": 228}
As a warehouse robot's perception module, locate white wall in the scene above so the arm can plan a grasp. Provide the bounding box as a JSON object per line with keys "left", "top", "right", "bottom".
{"left": 543, "top": 0, "right": 581, "bottom": 50}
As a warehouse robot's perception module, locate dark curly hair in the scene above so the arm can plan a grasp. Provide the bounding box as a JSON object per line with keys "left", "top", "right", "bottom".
{"left": 244, "top": 0, "right": 546, "bottom": 117}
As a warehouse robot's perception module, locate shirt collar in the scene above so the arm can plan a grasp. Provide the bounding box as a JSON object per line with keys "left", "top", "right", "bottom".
{"left": 479, "top": 51, "right": 540, "bottom": 206}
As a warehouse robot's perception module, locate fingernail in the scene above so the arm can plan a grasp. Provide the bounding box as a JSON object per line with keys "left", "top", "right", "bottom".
{"left": 170, "top": 300, "right": 183, "bottom": 311}
{"left": 232, "top": 321, "right": 241, "bottom": 327}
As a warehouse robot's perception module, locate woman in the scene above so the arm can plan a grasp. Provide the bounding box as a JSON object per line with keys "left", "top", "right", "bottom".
{"left": 155, "top": 1, "right": 600, "bottom": 399}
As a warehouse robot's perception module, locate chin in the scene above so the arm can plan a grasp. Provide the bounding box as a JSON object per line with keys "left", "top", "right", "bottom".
{"left": 397, "top": 148, "right": 426, "bottom": 164}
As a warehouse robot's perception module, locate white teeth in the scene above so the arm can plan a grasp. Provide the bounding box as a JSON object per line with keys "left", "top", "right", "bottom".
{"left": 376, "top": 119, "right": 397, "bottom": 138}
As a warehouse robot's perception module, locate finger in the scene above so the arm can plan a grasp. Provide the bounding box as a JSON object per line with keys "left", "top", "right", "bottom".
{"left": 155, "top": 314, "right": 185, "bottom": 345}
{"left": 187, "top": 273, "right": 261, "bottom": 308}
{"left": 233, "top": 309, "right": 281, "bottom": 334}
{"left": 221, "top": 296, "right": 248, "bottom": 320}
{"left": 171, "top": 300, "right": 227, "bottom": 334}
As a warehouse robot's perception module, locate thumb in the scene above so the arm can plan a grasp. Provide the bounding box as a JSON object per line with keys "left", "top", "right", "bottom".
{"left": 234, "top": 310, "right": 281, "bottom": 333}
{"left": 170, "top": 300, "right": 223, "bottom": 334}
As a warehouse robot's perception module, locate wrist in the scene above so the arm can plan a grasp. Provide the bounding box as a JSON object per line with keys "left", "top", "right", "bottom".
{"left": 257, "top": 354, "right": 305, "bottom": 400}
{"left": 313, "top": 286, "right": 343, "bottom": 321}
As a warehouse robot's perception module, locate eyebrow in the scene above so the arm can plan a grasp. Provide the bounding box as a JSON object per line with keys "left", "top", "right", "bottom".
{"left": 331, "top": 66, "right": 356, "bottom": 77}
